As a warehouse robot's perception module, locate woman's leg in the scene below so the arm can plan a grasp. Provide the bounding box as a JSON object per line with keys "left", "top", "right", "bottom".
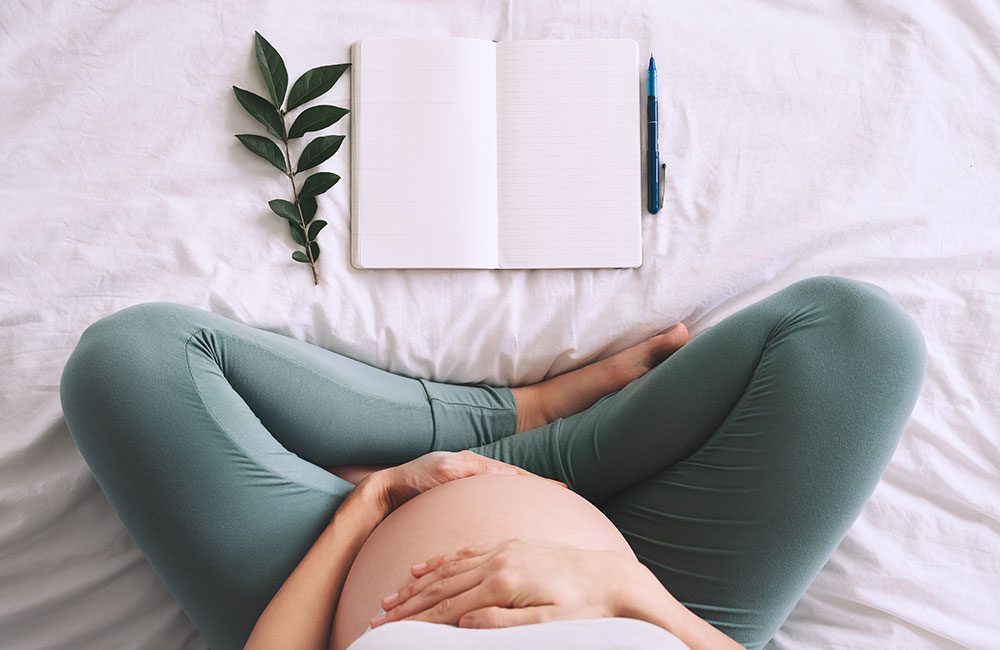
{"left": 59, "top": 302, "right": 518, "bottom": 650}
{"left": 471, "top": 276, "right": 926, "bottom": 649}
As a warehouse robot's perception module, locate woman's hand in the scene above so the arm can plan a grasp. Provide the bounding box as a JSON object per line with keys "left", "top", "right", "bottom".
{"left": 369, "top": 538, "right": 636, "bottom": 630}
{"left": 370, "top": 537, "right": 747, "bottom": 650}
{"left": 366, "top": 450, "right": 558, "bottom": 517}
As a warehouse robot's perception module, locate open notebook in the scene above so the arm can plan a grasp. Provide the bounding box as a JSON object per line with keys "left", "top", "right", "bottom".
{"left": 350, "top": 37, "right": 642, "bottom": 269}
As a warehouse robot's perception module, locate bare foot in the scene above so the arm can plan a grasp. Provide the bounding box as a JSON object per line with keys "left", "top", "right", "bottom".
{"left": 510, "top": 322, "right": 689, "bottom": 433}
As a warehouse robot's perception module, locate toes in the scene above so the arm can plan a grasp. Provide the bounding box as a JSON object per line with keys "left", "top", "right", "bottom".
{"left": 647, "top": 323, "right": 689, "bottom": 365}
{"left": 670, "top": 322, "right": 689, "bottom": 345}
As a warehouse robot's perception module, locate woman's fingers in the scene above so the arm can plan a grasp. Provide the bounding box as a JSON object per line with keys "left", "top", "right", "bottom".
{"left": 376, "top": 451, "right": 550, "bottom": 515}
{"left": 457, "top": 451, "right": 567, "bottom": 487}
{"left": 458, "top": 450, "right": 526, "bottom": 478}
{"left": 459, "top": 605, "right": 559, "bottom": 629}
{"left": 372, "top": 566, "right": 488, "bottom": 627}
{"left": 383, "top": 550, "right": 494, "bottom": 614}
{"left": 409, "top": 543, "right": 493, "bottom": 578}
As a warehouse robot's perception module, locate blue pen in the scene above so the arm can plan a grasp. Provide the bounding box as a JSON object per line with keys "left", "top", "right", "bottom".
{"left": 647, "top": 53, "right": 661, "bottom": 214}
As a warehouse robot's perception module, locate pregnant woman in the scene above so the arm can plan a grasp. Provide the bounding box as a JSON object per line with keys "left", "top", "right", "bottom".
{"left": 59, "top": 276, "right": 925, "bottom": 650}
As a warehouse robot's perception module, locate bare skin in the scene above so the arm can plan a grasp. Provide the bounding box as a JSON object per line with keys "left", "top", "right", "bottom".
{"left": 251, "top": 322, "right": 744, "bottom": 650}
{"left": 326, "top": 323, "right": 689, "bottom": 483}
{"left": 510, "top": 322, "right": 689, "bottom": 434}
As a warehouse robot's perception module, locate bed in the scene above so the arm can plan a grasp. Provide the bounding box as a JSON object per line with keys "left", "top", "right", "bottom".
{"left": 1, "top": 0, "right": 996, "bottom": 648}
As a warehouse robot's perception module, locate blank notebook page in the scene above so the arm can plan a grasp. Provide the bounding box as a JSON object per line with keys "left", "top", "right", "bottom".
{"left": 353, "top": 38, "right": 499, "bottom": 268}
{"left": 496, "top": 39, "right": 641, "bottom": 268}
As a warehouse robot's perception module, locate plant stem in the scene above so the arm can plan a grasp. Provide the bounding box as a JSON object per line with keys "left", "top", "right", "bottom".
{"left": 279, "top": 109, "right": 320, "bottom": 285}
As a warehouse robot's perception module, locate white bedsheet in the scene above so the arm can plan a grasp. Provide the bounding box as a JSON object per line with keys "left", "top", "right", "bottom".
{"left": 1, "top": 1, "right": 997, "bottom": 648}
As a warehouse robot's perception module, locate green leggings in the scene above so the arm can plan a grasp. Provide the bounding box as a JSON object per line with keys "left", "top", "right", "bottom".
{"left": 59, "top": 276, "right": 925, "bottom": 650}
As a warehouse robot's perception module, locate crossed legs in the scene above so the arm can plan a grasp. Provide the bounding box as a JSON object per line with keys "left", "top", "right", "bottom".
{"left": 60, "top": 276, "right": 924, "bottom": 650}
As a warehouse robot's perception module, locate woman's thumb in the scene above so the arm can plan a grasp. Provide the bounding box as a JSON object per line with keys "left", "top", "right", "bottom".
{"left": 459, "top": 605, "right": 556, "bottom": 629}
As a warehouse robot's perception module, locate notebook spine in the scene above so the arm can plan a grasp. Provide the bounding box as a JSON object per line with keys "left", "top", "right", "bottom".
{"left": 350, "top": 41, "right": 363, "bottom": 269}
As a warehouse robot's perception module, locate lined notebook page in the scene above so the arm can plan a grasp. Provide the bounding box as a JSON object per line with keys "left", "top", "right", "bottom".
{"left": 496, "top": 39, "right": 641, "bottom": 268}
{"left": 352, "top": 38, "right": 498, "bottom": 268}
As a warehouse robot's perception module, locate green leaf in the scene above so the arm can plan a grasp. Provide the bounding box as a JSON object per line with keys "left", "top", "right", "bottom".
{"left": 235, "top": 134, "right": 287, "bottom": 172}
{"left": 297, "top": 135, "right": 345, "bottom": 173}
{"left": 287, "top": 105, "right": 349, "bottom": 139}
{"left": 233, "top": 87, "right": 285, "bottom": 140}
{"left": 300, "top": 195, "right": 317, "bottom": 224}
{"left": 289, "top": 221, "right": 307, "bottom": 246}
{"left": 268, "top": 199, "right": 300, "bottom": 224}
{"left": 286, "top": 64, "right": 350, "bottom": 111}
{"left": 300, "top": 172, "right": 340, "bottom": 198}
{"left": 254, "top": 32, "right": 288, "bottom": 109}
{"left": 291, "top": 250, "right": 310, "bottom": 263}
{"left": 309, "top": 240, "right": 320, "bottom": 262}
{"left": 307, "top": 220, "right": 327, "bottom": 240}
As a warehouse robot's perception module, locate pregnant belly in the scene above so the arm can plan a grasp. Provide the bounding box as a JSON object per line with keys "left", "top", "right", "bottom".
{"left": 330, "top": 474, "right": 635, "bottom": 650}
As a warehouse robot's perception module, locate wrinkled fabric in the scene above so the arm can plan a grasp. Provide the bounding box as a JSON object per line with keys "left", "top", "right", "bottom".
{"left": 59, "top": 277, "right": 922, "bottom": 649}
{"left": 2, "top": 0, "right": 998, "bottom": 649}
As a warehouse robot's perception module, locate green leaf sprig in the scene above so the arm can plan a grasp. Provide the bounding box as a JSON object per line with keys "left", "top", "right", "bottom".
{"left": 234, "top": 31, "right": 350, "bottom": 285}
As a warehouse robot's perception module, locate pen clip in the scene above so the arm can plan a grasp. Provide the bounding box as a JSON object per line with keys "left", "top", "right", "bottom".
{"left": 658, "top": 162, "right": 666, "bottom": 208}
